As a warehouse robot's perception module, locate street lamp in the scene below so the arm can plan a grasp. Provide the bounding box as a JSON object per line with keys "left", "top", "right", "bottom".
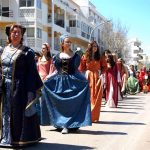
{"left": 51, "top": 0, "right": 54, "bottom": 54}
{"left": 89, "top": 20, "right": 111, "bottom": 42}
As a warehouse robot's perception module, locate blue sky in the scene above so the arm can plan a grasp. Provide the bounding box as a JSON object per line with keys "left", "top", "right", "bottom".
{"left": 90, "top": 0, "right": 150, "bottom": 55}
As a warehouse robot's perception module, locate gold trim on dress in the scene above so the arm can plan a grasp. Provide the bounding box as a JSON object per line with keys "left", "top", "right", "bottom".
{"left": 12, "top": 137, "right": 41, "bottom": 145}
{"left": 25, "top": 88, "right": 42, "bottom": 110}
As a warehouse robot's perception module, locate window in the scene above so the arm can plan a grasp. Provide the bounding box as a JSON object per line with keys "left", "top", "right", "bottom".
{"left": 27, "top": 0, "right": 34, "bottom": 7}
{"left": 0, "top": 5, "right": 2, "bottom": 16}
{"left": 81, "top": 22, "right": 89, "bottom": 34}
{"left": 36, "top": 0, "right": 41, "bottom": 9}
{"left": 20, "top": 0, "right": 26, "bottom": 7}
{"left": 69, "top": 20, "right": 76, "bottom": 27}
{"left": 20, "top": 0, "right": 34, "bottom": 7}
{"left": 0, "top": 0, "right": 9, "bottom": 17}
{"left": 2, "top": 7, "right": 9, "bottom": 17}
{"left": 77, "top": 20, "right": 80, "bottom": 28}
{"left": 27, "top": 28, "right": 34, "bottom": 37}
{"left": 37, "top": 28, "right": 42, "bottom": 38}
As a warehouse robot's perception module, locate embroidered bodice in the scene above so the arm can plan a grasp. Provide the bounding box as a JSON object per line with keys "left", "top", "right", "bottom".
{"left": 53, "top": 52, "right": 80, "bottom": 74}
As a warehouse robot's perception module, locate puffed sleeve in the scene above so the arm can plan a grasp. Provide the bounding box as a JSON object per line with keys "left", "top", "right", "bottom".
{"left": 48, "top": 58, "right": 56, "bottom": 75}
{"left": 78, "top": 54, "right": 86, "bottom": 72}
{"left": 100, "top": 55, "right": 107, "bottom": 73}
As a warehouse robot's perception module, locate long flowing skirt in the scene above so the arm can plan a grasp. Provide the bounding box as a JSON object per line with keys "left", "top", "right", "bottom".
{"left": 42, "top": 72, "right": 92, "bottom": 128}
{"left": 85, "top": 70, "right": 103, "bottom": 122}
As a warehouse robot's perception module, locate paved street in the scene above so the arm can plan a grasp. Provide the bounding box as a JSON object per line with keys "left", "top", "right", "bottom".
{"left": 2, "top": 93, "right": 150, "bottom": 150}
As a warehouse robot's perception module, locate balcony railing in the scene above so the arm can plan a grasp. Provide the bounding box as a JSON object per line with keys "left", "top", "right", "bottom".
{"left": 70, "top": 27, "right": 80, "bottom": 35}
{"left": 66, "top": 26, "right": 70, "bottom": 33}
{"left": 20, "top": 8, "right": 35, "bottom": 18}
{"left": 26, "top": 38, "right": 42, "bottom": 51}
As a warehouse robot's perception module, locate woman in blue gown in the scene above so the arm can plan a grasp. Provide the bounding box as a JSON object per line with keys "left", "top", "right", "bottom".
{"left": 0, "top": 24, "right": 43, "bottom": 148}
{"left": 42, "top": 34, "right": 92, "bottom": 134}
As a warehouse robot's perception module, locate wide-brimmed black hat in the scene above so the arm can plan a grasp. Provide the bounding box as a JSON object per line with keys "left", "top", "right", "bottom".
{"left": 5, "top": 24, "right": 26, "bottom": 36}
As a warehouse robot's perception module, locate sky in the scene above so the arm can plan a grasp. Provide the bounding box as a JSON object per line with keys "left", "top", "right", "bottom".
{"left": 90, "top": 0, "right": 150, "bottom": 55}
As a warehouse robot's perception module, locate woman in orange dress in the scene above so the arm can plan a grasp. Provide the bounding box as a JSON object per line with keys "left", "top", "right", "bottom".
{"left": 37, "top": 43, "right": 55, "bottom": 125}
{"left": 79, "top": 41, "right": 103, "bottom": 122}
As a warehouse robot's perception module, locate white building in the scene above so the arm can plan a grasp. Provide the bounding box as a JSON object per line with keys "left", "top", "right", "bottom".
{"left": 137, "top": 54, "right": 150, "bottom": 70}
{"left": 0, "top": 0, "right": 110, "bottom": 54}
{"left": 127, "top": 38, "right": 144, "bottom": 69}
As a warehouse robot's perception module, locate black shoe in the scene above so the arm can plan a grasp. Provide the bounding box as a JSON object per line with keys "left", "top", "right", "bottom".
{"left": 56, "top": 128, "right": 63, "bottom": 132}
{"left": 69, "top": 128, "right": 79, "bottom": 133}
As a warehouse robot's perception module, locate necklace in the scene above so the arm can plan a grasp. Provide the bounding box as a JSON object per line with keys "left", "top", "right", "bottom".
{"left": 10, "top": 44, "right": 21, "bottom": 50}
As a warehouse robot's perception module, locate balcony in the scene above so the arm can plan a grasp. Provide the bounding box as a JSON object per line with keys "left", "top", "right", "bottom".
{"left": 66, "top": 26, "right": 70, "bottom": 33}
{"left": 137, "top": 54, "right": 143, "bottom": 60}
{"left": 133, "top": 49, "right": 139, "bottom": 54}
{"left": 27, "top": 38, "right": 35, "bottom": 47}
{"left": 19, "top": 8, "right": 35, "bottom": 18}
{"left": 26, "top": 37, "right": 42, "bottom": 51}
{"left": 19, "top": 8, "right": 42, "bottom": 23}
{"left": 55, "top": 19, "right": 64, "bottom": 28}
{"left": 70, "top": 27, "right": 80, "bottom": 35}
{"left": 134, "top": 41, "right": 141, "bottom": 47}
{"left": 133, "top": 57, "right": 139, "bottom": 61}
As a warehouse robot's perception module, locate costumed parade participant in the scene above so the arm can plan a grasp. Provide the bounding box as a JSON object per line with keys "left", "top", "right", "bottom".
{"left": 104, "top": 54, "right": 121, "bottom": 108}
{"left": 37, "top": 42, "right": 55, "bottom": 125}
{"left": 0, "top": 24, "right": 43, "bottom": 148}
{"left": 42, "top": 34, "right": 92, "bottom": 134}
{"left": 79, "top": 41, "right": 103, "bottom": 122}
{"left": 126, "top": 65, "right": 140, "bottom": 95}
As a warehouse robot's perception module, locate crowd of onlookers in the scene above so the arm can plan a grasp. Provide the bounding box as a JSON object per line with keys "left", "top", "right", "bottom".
{"left": 134, "top": 66, "right": 150, "bottom": 93}
{"left": 122, "top": 63, "right": 150, "bottom": 95}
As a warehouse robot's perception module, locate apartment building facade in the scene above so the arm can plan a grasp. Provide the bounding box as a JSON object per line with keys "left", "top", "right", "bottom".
{"left": 127, "top": 38, "right": 145, "bottom": 70}
{"left": 0, "top": 0, "right": 109, "bottom": 54}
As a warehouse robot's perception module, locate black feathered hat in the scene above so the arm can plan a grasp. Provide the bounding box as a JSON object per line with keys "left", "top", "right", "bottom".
{"left": 5, "top": 24, "right": 26, "bottom": 36}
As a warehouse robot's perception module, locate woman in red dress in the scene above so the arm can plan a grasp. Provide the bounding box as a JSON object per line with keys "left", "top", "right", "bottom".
{"left": 117, "top": 58, "right": 129, "bottom": 97}
{"left": 37, "top": 43, "right": 55, "bottom": 81}
{"left": 37, "top": 43, "right": 55, "bottom": 125}
{"left": 105, "top": 54, "right": 121, "bottom": 108}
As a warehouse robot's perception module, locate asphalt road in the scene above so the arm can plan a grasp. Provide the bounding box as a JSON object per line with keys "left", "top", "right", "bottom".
{"left": 2, "top": 92, "right": 150, "bottom": 150}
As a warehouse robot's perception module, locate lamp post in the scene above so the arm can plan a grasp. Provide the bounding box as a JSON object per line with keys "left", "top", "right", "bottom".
{"left": 51, "top": 0, "right": 54, "bottom": 54}
{"left": 89, "top": 20, "right": 111, "bottom": 42}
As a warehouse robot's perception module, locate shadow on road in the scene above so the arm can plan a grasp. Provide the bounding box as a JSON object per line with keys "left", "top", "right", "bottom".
{"left": 98, "top": 121, "right": 146, "bottom": 125}
{"left": 118, "top": 104, "right": 143, "bottom": 107}
{"left": 120, "top": 102, "right": 145, "bottom": 105}
{"left": 125, "top": 96, "right": 141, "bottom": 100}
{"left": 23, "top": 142, "right": 94, "bottom": 150}
{"left": 101, "top": 110, "right": 138, "bottom": 114}
{"left": 117, "top": 106, "right": 144, "bottom": 110}
{"left": 78, "top": 130, "right": 127, "bottom": 135}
